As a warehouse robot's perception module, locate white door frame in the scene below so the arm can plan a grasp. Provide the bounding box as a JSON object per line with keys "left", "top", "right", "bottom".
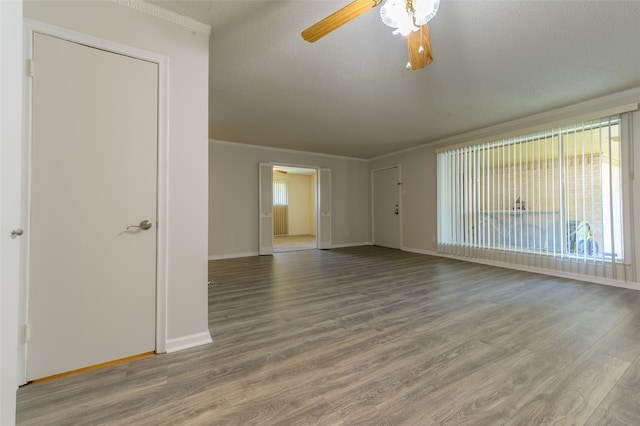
{"left": 317, "top": 168, "right": 332, "bottom": 249}
{"left": 259, "top": 162, "right": 330, "bottom": 253}
{"left": 19, "top": 20, "right": 169, "bottom": 384}
{"left": 258, "top": 163, "right": 274, "bottom": 255}
{"left": 1, "top": 1, "right": 23, "bottom": 422}
{"left": 371, "top": 165, "right": 403, "bottom": 249}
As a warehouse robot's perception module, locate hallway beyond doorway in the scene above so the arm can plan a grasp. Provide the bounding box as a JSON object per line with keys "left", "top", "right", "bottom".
{"left": 274, "top": 234, "right": 316, "bottom": 252}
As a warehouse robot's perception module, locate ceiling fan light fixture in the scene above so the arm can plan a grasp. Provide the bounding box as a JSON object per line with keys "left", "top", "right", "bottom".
{"left": 301, "top": 0, "right": 436, "bottom": 71}
{"left": 413, "top": 0, "right": 439, "bottom": 25}
{"left": 380, "top": 0, "right": 439, "bottom": 36}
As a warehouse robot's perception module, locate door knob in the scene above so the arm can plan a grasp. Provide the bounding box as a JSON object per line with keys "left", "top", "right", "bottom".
{"left": 127, "top": 220, "right": 153, "bottom": 231}
{"left": 11, "top": 228, "right": 24, "bottom": 238}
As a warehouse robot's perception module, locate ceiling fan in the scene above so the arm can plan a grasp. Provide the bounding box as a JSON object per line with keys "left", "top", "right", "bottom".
{"left": 301, "top": 0, "right": 439, "bottom": 70}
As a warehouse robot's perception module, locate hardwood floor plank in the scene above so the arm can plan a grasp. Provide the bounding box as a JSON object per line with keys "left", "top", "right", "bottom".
{"left": 430, "top": 349, "right": 564, "bottom": 425}
{"left": 586, "top": 355, "right": 640, "bottom": 425}
{"left": 505, "top": 349, "right": 630, "bottom": 425}
{"left": 16, "top": 246, "right": 640, "bottom": 425}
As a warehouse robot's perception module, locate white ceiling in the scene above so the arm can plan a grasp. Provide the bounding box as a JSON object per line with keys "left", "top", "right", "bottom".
{"left": 149, "top": 0, "right": 640, "bottom": 159}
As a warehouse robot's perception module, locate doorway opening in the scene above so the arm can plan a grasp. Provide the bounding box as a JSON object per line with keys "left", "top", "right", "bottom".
{"left": 272, "top": 165, "right": 318, "bottom": 252}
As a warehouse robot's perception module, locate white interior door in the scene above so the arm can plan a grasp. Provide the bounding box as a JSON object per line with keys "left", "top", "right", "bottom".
{"left": 318, "top": 168, "right": 331, "bottom": 249}
{"left": 373, "top": 166, "right": 401, "bottom": 249}
{"left": 27, "top": 33, "right": 158, "bottom": 380}
{"left": 259, "top": 163, "right": 274, "bottom": 255}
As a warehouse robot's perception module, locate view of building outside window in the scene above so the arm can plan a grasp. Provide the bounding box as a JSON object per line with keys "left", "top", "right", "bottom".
{"left": 438, "top": 117, "right": 623, "bottom": 263}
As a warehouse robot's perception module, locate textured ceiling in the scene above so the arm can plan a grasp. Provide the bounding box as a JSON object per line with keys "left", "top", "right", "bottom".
{"left": 149, "top": 0, "right": 640, "bottom": 159}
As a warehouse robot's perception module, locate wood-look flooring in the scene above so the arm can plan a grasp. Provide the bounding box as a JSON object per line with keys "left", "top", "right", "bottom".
{"left": 274, "top": 234, "right": 317, "bottom": 252}
{"left": 16, "top": 246, "right": 640, "bottom": 425}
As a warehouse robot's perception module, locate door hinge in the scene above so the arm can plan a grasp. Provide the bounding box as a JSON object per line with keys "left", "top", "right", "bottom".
{"left": 24, "top": 323, "right": 31, "bottom": 342}
{"left": 26, "top": 59, "right": 35, "bottom": 77}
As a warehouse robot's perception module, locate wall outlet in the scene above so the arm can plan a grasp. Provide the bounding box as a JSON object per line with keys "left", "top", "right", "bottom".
{"left": 228, "top": 237, "right": 235, "bottom": 245}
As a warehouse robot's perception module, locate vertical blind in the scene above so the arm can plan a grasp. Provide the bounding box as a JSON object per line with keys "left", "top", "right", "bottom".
{"left": 273, "top": 180, "right": 288, "bottom": 206}
{"left": 437, "top": 115, "right": 627, "bottom": 278}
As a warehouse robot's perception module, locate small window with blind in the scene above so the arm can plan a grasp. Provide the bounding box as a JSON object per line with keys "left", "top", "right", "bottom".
{"left": 273, "top": 180, "right": 289, "bottom": 236}
{"left": 273, "top": 180, "right": 288, "bottom": 206}
{"left": 437, "top": 115, "right": 625, "bottom": 265}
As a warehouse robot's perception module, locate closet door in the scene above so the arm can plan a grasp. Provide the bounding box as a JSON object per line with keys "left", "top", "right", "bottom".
{"left": 27, "top": 33, "right": 158, "bottom": 380}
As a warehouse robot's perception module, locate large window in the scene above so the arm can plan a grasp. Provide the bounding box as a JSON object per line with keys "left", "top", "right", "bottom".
{"left": 437, "top": 115, "right": 625, "bottom": 271}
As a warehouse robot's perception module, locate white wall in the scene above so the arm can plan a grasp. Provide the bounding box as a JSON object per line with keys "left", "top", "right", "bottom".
{"left": 24, "top": 1, "right": 211, "bottom": 348}
{"left": 209, "top": 140, "right": 370, "bottom": 258}
{"left": 285, "top": 173, "right": 315, "bottom": 236}
{"left": 370, "top": 87, "right": 640, "bottom": 288}
{"left": 1, "top": 1, "right": 23, "bottom": 423}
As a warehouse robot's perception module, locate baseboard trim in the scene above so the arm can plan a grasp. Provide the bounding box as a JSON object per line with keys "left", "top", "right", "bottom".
{"left": 402, "top": 246, "right": 640, "bottom": 291}
{"left": 209, "top": 251, "right": 259, "bottom": 260}
{"left": 331, "top": 241, "right": 373, "bottom": 249}
{"left": 402, "top": 247, "right": 439, "bottom": 257}
{"left": 165, "top": 331, "right": 213, "bottom": 353}
{"left": 208, "top": 244, "right": 375, "bottom": 258}
{"left": 31, "top": 351, "right": 154, "bottom": 383}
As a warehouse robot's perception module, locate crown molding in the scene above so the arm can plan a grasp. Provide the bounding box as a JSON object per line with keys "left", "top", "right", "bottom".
{"left": 210, "top": 139, "right": 369, "bottom": 162}
{"left": 370, "top": 85, "right": 640, "bottom": 161}
{"left": 112, "top": 0, "right": 211, "bottom": 35}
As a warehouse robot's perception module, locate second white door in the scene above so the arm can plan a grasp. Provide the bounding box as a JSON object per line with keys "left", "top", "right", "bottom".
{"left": 373, "top": 166, "right": 401, "bottom": 249}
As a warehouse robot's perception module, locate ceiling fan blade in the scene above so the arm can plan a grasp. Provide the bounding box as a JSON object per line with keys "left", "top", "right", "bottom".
{"left": 407, "top": 24, "right": 433, "bottom": 70}
{"left": 302, "top": 0, "right": 382, "bottom": 43}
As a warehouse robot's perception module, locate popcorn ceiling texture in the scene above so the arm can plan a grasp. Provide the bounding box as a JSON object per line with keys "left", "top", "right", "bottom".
{"left": 150, "top": 0, "right": 640, "bottom": 158}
